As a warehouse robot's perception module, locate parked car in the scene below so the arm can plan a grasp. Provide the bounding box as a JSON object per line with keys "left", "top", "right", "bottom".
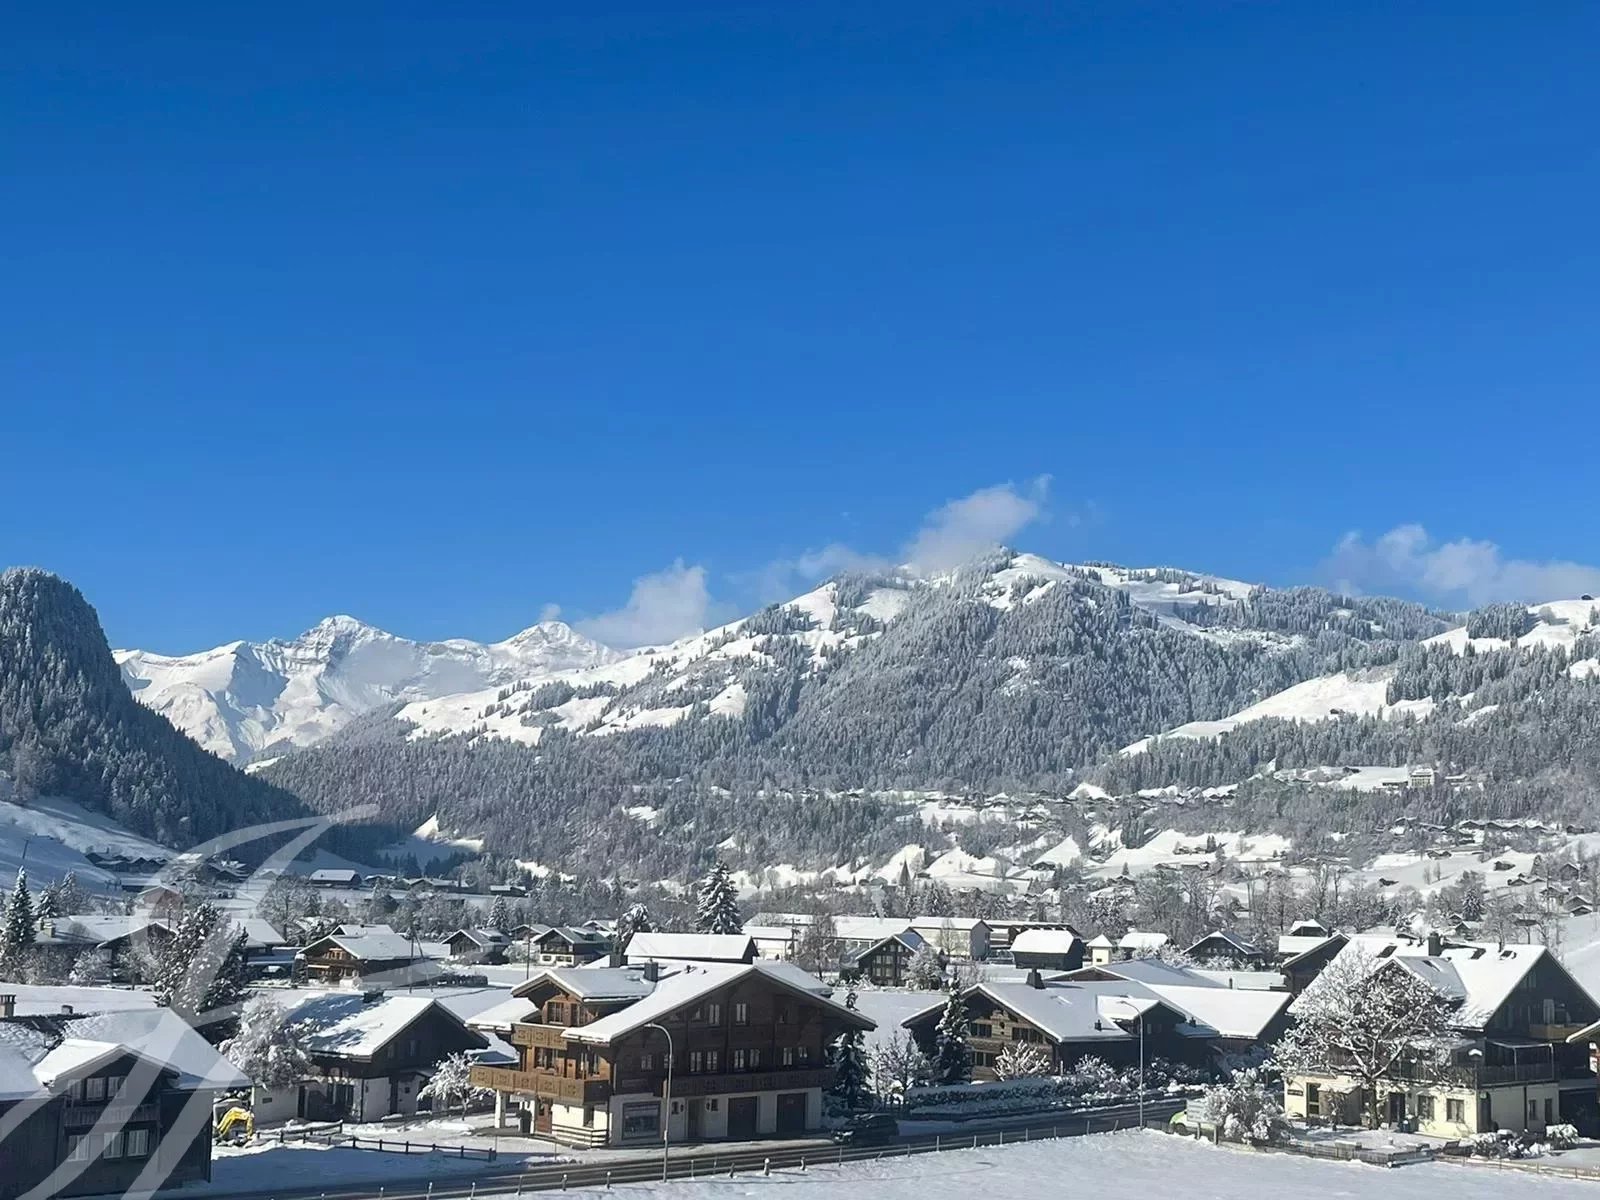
{"left": 831, "top": 1112, "right": 898, "bottom": 1144}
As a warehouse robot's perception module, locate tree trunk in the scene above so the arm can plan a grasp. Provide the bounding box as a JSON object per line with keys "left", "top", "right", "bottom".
{"left": 1364, "top": 1081, "right": 1380, "bottom": 1130}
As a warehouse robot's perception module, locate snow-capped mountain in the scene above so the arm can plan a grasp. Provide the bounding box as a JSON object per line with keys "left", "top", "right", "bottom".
{"left": 116, "top": 615, "right": 620, "bottom": 761}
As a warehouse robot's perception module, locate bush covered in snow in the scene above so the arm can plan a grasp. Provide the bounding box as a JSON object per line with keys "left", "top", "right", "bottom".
{"left": 1463, "top": 1129, "right": 1552, "bottom": 1159}
{"left": 1199, "top": 1068, "right": 1289, "bottom": 1145}
{"left": 1546, "top": 1123, "right": 1580, "bottom": 1150}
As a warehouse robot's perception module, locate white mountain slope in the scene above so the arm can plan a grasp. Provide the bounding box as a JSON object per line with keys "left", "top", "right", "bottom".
{"left": 392, "top": 552, "right": 1295, "bottom": 747}
{"left": 116, "top": 616, "right": 619, "bottom": 761}
{"left": 1121, "top": 597, "right": 1600, "bottom": 755}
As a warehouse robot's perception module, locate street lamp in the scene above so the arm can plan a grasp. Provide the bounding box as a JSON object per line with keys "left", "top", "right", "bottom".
{"left": 645, "top": 1022, "right": 674, "bottom": 1180}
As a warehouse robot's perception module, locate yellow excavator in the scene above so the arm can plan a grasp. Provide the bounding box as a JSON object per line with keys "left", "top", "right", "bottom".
{"left": 213, "top": 1100, "right": 255, "bottom": 1144}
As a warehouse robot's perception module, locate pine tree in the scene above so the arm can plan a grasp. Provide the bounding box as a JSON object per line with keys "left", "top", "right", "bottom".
{"left": 830, "top": 1029, "right": 871, "bottom": 1109}
{"left": 0, "top": 868, "right": 36, "bottom": 978}
{"left": 153, "top": 902, "right": 250, "bottom": 1027}
{"left": 694, "top": 861, "right": 742, "bottom": 935}
{"left": 906, "top": 942, "right": 945, "bottom": 990}
{"left": 933, "top": 989, "right": 972, "bottom": 1085}
{"left": 487, "top": 894, "right": 511, "bottom": 932}
{"left": 618, "top": 902, "right": 653, "bottom": 947}
{"left": 35, "top": 879, "right": 61, "bottom": 923}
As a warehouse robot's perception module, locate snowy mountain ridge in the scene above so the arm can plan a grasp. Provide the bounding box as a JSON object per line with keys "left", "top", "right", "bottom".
{"left": 116, "top": 614, "right": 620, "bottom": 762}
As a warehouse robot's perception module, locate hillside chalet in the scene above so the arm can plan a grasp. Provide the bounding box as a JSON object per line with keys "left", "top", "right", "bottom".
{"left": 470, "top": 960, "right": 873, "bottom": 1147}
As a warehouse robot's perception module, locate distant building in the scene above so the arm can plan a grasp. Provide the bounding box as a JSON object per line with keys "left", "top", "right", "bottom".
{"left": 296, "top": 930, "right": 439, "bottom": 986}
{"left": 622, "top": 933, "right": 756, "bottom": 966}
{"left": 908, "top": 917, "right": 991, "bottom": 962}
{"left": 532, "top": 927, "right": 612, "bottom": 968}
{"left": 741, "top": 924, "right": 800, "bottom": 961}
{"left": 1009, "top": 928, "right": 1085, "bottom": 973}
{"left": 849, "top": 931, "right": 931, "bottom": 987}
{"left": 446, "top": 928, "right": 512, "bottom": 965}
{"left": 1185, "top": 931, "right": 1268, "bottom": 967}
{"left": 306, "top": 868, "right": 362, "bottom": 888}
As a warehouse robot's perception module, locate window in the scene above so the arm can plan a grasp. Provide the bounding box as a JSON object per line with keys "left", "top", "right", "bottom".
{"left": 583, "top": 1105, "right": 595, "bottom": 1128}
{"left": 1528, "top": 1100, "right": 1539, "bottom": 1122}
{"left": 640, "top": 1052, "right": 655, "bottom": 1071}
{"left": 1545, "top": 1098, "right": 1555, "bottom": 1125}
{"left": 776, "top": 1004, "right": 790, "bottom": 1026}
{"left": 1446, "top": 1098, "right": 1465, "bottom": 1123}
{"left": 1306, "top": 1083, "right": 1321, "bottom": 1117}
{"left": 1415, "top": 1095, "right": 1434, "bottom": 1121}
{"left": 689, "top": 1051, "right": 704, "bottom": 1074}
{"left": 706, "top": 1003, "right": 722, "bottom": 1025}
{"left": 101, "top": 1132, "right": 124, "bottom": 1160}
{"left": 67, "top": 1135, "right": 89, "bottom": 1163}
{"left": 622, "top": 1103, "right": 661, "bottom": 1138}
{"left": 690, "top": 1005, "right": 704, "bottom": 1021}
{"left": 781, "top": 1047, "right": 795, "bottom": 1067}
{"left": 406, "top": 1038, "right": 419, "bottom": 1057}
{"left": 749, "top": 1048, "right": 762, "bottom": 1069}
{"left": 125, "top": 1129, "right": 151, "bottom": 1159}
{"left": 705, "top": 1050, "right": 720, "bottom": 1073}
{"left": 972, "top": 1023, "right": 993, "bottom": 1038}
{"left": 732, "top": 1049, "right": 748, "bottom": 1071}
{"left": 84, "top": 1077, "right": 107, "bottom": 1102}
{"left": 105, "top": 1075, "right": 125, "bottom": 1099}
{"left": 733, "top": 1002, "right": 749, "bottom": 1026}
{"left": 797, "top": 1046, "right": 810, "bottom": 1065}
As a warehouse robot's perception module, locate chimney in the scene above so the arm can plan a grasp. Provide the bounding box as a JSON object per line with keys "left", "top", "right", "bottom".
{"left": 0, "top": 994, "right": 15, "bottom": 1019}
{"left": 607, "top": 950, "right": 623, "bottom": 969}
{"left": 642, "top": 960, "right": 659, "bottom": 983}
{"left": 1427, "top": 932, "right": 1443, "bottom": 957}
{"left": 60, "top": 1004, "right": 73, "bottom": 1015}
{"left": 1025, "top": 969, "right": 1044, "bottom": 989}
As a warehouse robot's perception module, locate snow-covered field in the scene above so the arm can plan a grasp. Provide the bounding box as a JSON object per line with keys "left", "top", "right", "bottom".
{"left": 0, "top": 788, "right": 170, "bottom": 892}
{"left": 473, "top": 1130, "right": 1599, "bottom": 1199}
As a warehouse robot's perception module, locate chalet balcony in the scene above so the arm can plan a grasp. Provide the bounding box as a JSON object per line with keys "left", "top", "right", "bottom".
{"left": 470, "top": 1065, "right": 610, "bottom": 1103}
{"left": 1366, "top": 1051, "right": 1590, "bottom": 1089}
{"left": 510, "top": 1022, "right": 568, "bottom": 1050}
{"left": 63, "top": 1102, "right": 159, "bottom": 1128}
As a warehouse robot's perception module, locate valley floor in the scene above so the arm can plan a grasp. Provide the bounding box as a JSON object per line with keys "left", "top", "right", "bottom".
{"left": 472, "top": 1129, "right": 1600, "bottom": 1200}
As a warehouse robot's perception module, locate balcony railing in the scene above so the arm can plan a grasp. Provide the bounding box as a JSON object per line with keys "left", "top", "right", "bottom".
{"left": 510, "top": 1023, "right": 567, "bottom": 1050}
{"left": 63, "top": 1102, "right": 158, "bottom": 1128}
{"left": 611, "top": 1066, "right": 836, "bottom": 1099}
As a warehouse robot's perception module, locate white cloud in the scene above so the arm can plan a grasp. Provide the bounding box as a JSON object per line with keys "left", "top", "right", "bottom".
{"left": 575, "top": 560, "right": 715, "bottom": 648}
{"left": 741, "top": 543, "right": 889, "bottom": 605}
{"left": 538, "top": 602, "right": 563, "bottom": 623}
{"left": 1325, "top": 524, "right": 1600, "bottom": 607}
{"left": 903, "top": 476, "right": 1051, "bottom": 574}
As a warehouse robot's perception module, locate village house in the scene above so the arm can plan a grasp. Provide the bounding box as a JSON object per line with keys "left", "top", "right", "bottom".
{"left": 296, "top": 928, "right": 441, "bottom": 986}
{"left": 741, "top": 924, "right": 801, "bottom": 961}
{"left": 1276, "top": 919, "right": 1335, "bottom": 961}
{"left": 1280, "top": 934, "right": 1600, "bottom": 1137}
{"left": 470, "top": 960, "right": 873, "bottom": 1147}
{"left": 908, "top": 916, "right": 991, "bottom": 962}
{"left": 1085, "top": 933, "right": 1116, "bottom": 966}
{"left": 985, "top": 920, "right": 1082, "bottom": 959}
{"left": 446, "top": 927, "right": 512, "bottom": 965}
{"left": 249, "top": 991, "right": 489, "bottom": 1123}
{"left": 847, "top": 931, "right": 931, "bottom": 987}
{"left": 902, "top": 966, "right": 1291, "bottom": 1079}
{"left": 0, "top": 992, "right": 247, "bottom": 1200}
{"left": 532, "top": 927, "right": 612, "bottom": 967}
{"left": 1280, "top": 932, "right": 1350, "bottom": 994}
{"left": 1008, "top": 928, "right": 1085, "bottom": 973}
{"left": 305, "top": 868, "right": 362, "bottom": 889}
{"left": 830, "top": 916, "right": 915, "bottom": 962}
{"left": 1185, "top": 930, "right": 1269, "bottom": 967}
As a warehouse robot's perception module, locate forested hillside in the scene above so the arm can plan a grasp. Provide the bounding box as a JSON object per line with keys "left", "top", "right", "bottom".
{"left": 0, "top": 568, "right": 309, "bottom": 847}
{"left": 261, "top": 553, "right": 1457, "bottom": 874}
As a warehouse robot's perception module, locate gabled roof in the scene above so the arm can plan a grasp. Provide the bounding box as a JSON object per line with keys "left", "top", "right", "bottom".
{"left": 833, "top": 916, "right": 913, "bottom": 942}
{"left": 1011, "top": 929, "right": 1083, "bottom": 956}
{"left": 902, "top": 980, "right": 1186, "bottom": 1045}
{"left": 302, "top": 931, "right": 421, "bottom": 961}
{"left": 1118, "top": 930, "right": 1169, "bottom": 952}
{"left": 538, "top": 926, "right": 611, "bottom": 948}
{"left": 909, "top": 916, "right": 989, "bottom": 931}
{"left": 1085, "top": 934, "right": 1115, "bottom": 948}
{"left": 449, "top": 927, "right": 511, "bottom": 947}
{"left": 1186, "top": 931, "right": 1262, "bottom": 957}
{"left": 849, "top": 930, "right": 927, "bottom": 963}
{"left": 307, "top": 868, "right": 360, "bottom": 882}
{"left": 279, "top": 991, "right": 487, "bottom": 1060}
{"left": 1280, "top": 932, "right": 1349, "bottom": 971}
{"left": 512, "top": 967, "right": 660, "bottom": 1003}
{"left": 32, "top": 1009, "right": 248, "bottom": 1093}
{"left": 566, "top": 961, "right": 870, "bottom": 1045}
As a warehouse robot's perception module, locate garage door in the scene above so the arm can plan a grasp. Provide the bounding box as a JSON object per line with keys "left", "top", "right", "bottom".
{"left": 776, "top": 1092, "right": 806, "bottom": 1134}
{"left": 727, "top": 1096, "right": 758, "bottom": 1139}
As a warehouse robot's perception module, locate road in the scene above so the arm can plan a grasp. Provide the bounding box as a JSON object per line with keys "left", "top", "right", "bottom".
{"left": 211, "top": 1100, "right": 1184, "bottom": 1200}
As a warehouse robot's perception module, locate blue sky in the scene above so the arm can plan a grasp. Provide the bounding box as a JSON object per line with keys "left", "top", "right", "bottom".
{"left": 3, "top": 3, "right": 1598, "bottom": 651}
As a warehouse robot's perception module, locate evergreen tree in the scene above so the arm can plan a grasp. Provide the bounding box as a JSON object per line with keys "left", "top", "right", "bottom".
{"left": 933, "top": 989, "right": 972, "bottom": 1085}
{"left": 487, "top": 894, "right": 512, "bottom": 931}
{"left": 906, "top": 942, "right": 945, "bottom": 990}
{"left": 694, "top": 861, "right": 742, "bottom": 935}
{"left": 830, "top": 1028, "right": 871, "bottom": 1109}
{"left": 153, "top": 902, "right": 250, "bottom": 1027}
{"left": 0, "top": 868, "right": 36, "bottom": 978}
{"left": 618, "top": 902, "right": 653, "bottom": 947}
{"left": 35, "top": 879, "right": 61, "bottom": 923}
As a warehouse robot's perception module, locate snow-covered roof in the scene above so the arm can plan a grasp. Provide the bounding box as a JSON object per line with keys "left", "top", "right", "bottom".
{"left": 1011, "top": 929, "right": 1083, "bottom": 956}
{"left": 1186, "top": 931, "right": 1262, "bottom": 957}
{"left": 1086, "top": 934, "right": 1115, "bottom": 948}
{"left": 909, "top": 916, "right": 989, "bottom": 932}
{"left": 279, "top": 991, "right": 486, "bottom": 1060}
{"left": 449, "top": 927, "right": 511, "bottom": 947}
{"left": 513, "top": 967, "right": 660, "bottom": 1003}
{"left": 849, "top": 930, "right": 927, "bottom": 963}
{"left": 1278, "top": 933, "right": 1340, "bottom": 958}
{"left": 1118, "top": 931, "right": 1169, "bottom": 952}
{"left": 232, "top": 917, "right": 286, "bottom": 949}
{"left": 833, "top": 916, "right": 912, "bottom": 942}
{"left": 0, "top": 983, "right": 157, "bottom": 1017}
{"left": 623, "top": 932, "right": 754, "bottom": 963}
{"left": 304, "top": 932, "right": 422, "bottom": 961}
{"left": 566, "top": 961, "right": 870, "bottom": 1045}
{"left": 308, "top": 869, "right": 360, "bottom": 882}
{"left": 1066, "top": 958, "right": 1224, "bottom": 988}
{"left": 1303, "top": 936, "right": 1577, "bottom": 1031}
{"left": 1142, "top": 984, "right": 1291, "bottom": 1040}
{"left": 32, "top": 1010, "right": 248, "bottom": 1093}
{"left": 465, "top": 995, "right": 540, "bottom": 1033}
{"left": 741, "top": 925, "right": 800, "bottom": 942}
{"left": 38, "top": 914, "right": 169, "bottom": 946}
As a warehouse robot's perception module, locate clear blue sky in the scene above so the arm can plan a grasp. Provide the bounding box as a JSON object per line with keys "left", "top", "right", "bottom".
{"left": 4, "top": 3, "right": 1597, "bottom": 651}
